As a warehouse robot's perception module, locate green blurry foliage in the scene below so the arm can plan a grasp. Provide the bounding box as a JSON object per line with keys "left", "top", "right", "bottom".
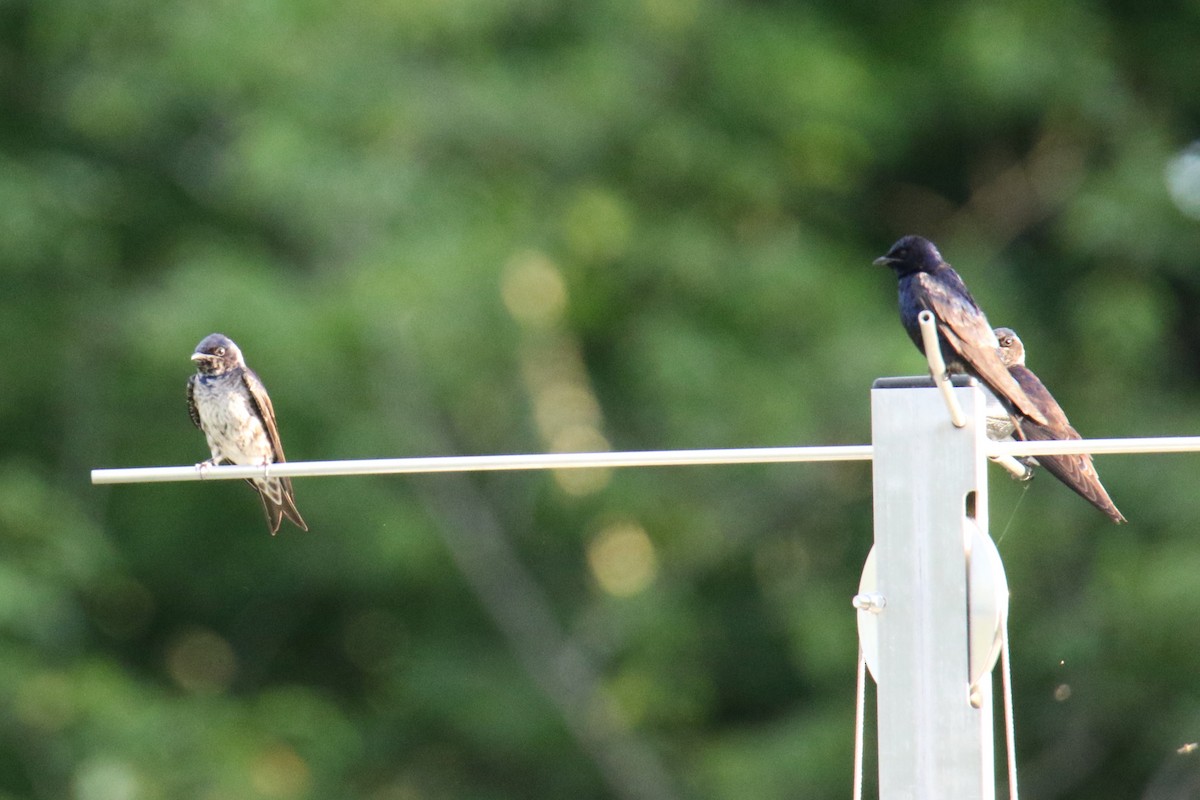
{"left": 2, "top": 0, "right": 1200, "bottom": 797}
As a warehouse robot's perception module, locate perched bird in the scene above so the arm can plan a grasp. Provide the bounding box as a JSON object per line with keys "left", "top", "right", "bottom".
{"left": 994, "top": 327, "right": 1126, "bottom": 524}
{"left": 874, "top": 236, "right": 1049, "bottom": 426}
{"left": 187, "top": 333, "right": 308, "bottom": 534}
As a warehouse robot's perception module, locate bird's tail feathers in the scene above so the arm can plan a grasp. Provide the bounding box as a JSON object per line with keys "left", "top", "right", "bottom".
{"left": 1020, "top": 427, "right": 1126, "bottom": 524}
{"left": 249, "top": 476, "right": 309, "bottom": 534}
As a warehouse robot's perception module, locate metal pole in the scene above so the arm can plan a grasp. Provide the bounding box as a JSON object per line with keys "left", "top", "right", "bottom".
{"left": 870, "top": 376, "right": 994, "bottom": 800}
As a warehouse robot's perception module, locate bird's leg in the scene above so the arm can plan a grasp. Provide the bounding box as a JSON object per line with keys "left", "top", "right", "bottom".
{"left": 195, "top": 457, "right": 220, "bottom": 479}
{"left": 251, "top": 456, "right": 271, "bottom": 481}
{"left": 1014, "top": 456, "right": 1038, "bottom": 481}
{"left": 939, "top": 362, "right": 965, "bottom": 384}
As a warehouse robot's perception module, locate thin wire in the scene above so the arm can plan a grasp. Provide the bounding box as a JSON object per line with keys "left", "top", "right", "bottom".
{"left": 994, "top": 480, "right": 1031, "bottom": 546}
{"left": 89, "top": 445, "right": 874, "bottom": 485}
{"left": 918, "top": 310, "right": 967, "bottom": 427}
{"left": 1001, "top": 615, "right": 1019, "bottom": 800}
{"left": 853, "top": 646, "right": 867, "bottom": 800}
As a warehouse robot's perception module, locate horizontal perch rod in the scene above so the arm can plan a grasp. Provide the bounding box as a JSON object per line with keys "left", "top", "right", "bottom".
{"left": 90, "top": 436, "right": 1200, "bottom": 485}
{"left": 990, "top": 435, "right": 1200, "bottom": 457}
{"left": 91, "top": 444, "right": 874, "bottom": 484}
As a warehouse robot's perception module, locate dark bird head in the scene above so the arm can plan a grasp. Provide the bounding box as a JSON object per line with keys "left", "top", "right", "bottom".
{"left": 191, "top": 333, "right": 246, "bottom": 376}
{"left": 993, "top": 327, "right": 1026, "bottom": 368}
{"left": 873, "top": 235, "right": 945, "bottom": 277}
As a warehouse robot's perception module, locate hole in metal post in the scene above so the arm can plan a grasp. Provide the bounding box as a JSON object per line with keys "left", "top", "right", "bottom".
{"left": 964, "top": 490, "right": 977, "bottom": 519}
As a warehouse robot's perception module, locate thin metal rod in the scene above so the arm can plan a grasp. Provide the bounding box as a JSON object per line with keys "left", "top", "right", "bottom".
{"left": 917, "top": 310, "right": 966, "bottom": 427}
{"left": 853, "top": 646, "right": 867, "bottom": 800}
{"left": 1001, "top": 616, "right": 1019, "bottom": 800}
{"left": 90, "top": 435, "right": 1200, "bottom": 485}
{"left": 90, "top": 444, "right": 874, "bottom": 485}
{"left": 990, "top": 436, "right": 1200, "bottom": 457}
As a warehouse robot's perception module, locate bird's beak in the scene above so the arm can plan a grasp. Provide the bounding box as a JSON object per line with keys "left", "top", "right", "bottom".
{"left": 872, "top": 256, "right": 894, "bottom": 266}
{"left": 190, "top": 352, "right": 209, "bottom": 362}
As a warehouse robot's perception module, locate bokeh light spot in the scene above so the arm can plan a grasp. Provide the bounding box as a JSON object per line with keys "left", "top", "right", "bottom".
{"left": 73, "top": 758, "right": 141, "bottom": 800}
{"left": 501, "top": 251, "right": 568, "bottom": 328}
{"left": 166, "top": 627, "right": 237, "bottom": 694}
{"left": 251, "top": 743, "right": 311, "bottom": 799}
{"left": 551, "top": 426, "right": 613, "bottom": 496}
{"left": 1166, "top": 142, "right": 1200, "bottom": 219}
{"left": 588, "top": 521, "right": 658, "bottom": 597}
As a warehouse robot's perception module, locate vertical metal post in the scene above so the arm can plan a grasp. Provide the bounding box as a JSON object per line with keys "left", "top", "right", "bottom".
{"left": 870, "top": 376, "right": 994, "bottom": 800}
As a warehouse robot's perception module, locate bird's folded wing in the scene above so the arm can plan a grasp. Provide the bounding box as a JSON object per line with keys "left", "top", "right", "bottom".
{"left": 928, "top": 287, "right": 1049, "bottom": 426}
{"left": 241, "top": 369, "right": 288, "bottom": 464}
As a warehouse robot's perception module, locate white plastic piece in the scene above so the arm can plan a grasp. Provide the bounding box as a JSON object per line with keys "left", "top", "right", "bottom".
{"left": 965, "top": 517, "right": 1009, "bottom": 687}
{"left": 990, "top": 454, "right": 1033, "bottom": 480}
{"left": 856, "top": 519, "right": 1007, "bottom": 688}
{"left": 917, "top": 309, "right": 967, "bottom": 427}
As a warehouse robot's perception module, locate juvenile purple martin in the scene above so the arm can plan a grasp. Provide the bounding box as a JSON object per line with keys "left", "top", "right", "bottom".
{"left": 187, "top": 333, "right": 308, "bottom": 534}
{"left": 995, "top": 327, "right": 1126, "bottom": 524}
{"left": 874, "top": 236, "right": 1049, "bottom": 426}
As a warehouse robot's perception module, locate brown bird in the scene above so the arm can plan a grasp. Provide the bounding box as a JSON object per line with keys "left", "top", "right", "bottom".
{"left": 187, "top": 333, "right": 308, "bottom": 534}
{"left": 994, "top": 327, "right": 1125, "bottom": 524}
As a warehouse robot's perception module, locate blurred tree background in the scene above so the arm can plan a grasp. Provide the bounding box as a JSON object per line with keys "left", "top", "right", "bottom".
{"left": 2, "top": 0, "right": 1200, "bottom": 797}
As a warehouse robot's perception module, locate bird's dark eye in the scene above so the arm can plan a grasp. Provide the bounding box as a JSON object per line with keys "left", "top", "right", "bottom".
{"left": 214, "top": 346, "right": 226, "bottom": 356}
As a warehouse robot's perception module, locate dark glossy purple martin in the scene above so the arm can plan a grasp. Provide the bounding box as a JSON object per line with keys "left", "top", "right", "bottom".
{"left": 995, "top": 327, "right": 1126, "bottom": 524}
{"left": 874, "top": 235, "right": 1049, "bottom": 426}
{"left": 187, "top": 333, "right": 308, "bottom": 534}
